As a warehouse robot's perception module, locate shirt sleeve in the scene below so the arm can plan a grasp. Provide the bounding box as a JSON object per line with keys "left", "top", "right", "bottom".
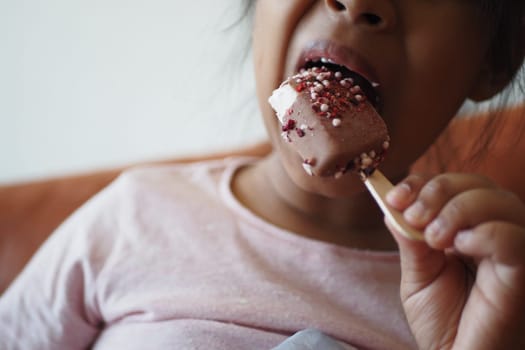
{"left": 0, "top": 178, "right": 123, "bottom": 350}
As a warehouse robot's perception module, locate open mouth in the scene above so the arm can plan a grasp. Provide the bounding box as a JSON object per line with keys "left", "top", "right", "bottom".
{"left": 299, "top": 58, "right": 381, "bottom": 112}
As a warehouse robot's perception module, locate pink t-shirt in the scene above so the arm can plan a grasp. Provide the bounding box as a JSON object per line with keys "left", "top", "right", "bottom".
{"left": 0, "top": 158, "right": 416, "bottom": 349}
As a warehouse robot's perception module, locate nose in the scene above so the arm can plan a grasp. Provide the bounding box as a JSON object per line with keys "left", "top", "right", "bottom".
{"left": 325, "top": 0, "right": 396, "bottom": 31}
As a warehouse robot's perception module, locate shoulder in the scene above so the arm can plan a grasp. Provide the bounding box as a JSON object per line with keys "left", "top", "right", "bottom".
{"left": 112, "top": 156, "right": 252, "bottom": 203}
{"left": 39, "top": 156, "right": 259, "bottom": 263}
{"left": 65, "top": 156, "right": 255, "bottom": 238}
{"left": 8, "top": 157, "right": 255, "bottom": 294}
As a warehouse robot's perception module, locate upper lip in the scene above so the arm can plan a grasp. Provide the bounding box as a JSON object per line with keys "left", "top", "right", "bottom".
{"left": 296, "top": 40, "right": 382, "bottom": 109}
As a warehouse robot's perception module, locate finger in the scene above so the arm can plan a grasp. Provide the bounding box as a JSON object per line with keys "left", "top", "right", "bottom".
{"left": 386, "top": 173, "right": 430, "bottom": 210}
{"left": 426, "top": 189, "right": 525, "bottom": 249}
{"left": 455, "top": 222, "right": 525, "bottom": 267}
{"left": 403, "top": 173, "right": 496, "bottom": 229}
{"left": 455, "top": 222, "right": 525, "bottom": 296}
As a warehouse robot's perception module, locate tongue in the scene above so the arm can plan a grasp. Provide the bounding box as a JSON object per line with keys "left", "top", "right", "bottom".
{"left": 269, "top": 65, "right": 390, "bottom": 178}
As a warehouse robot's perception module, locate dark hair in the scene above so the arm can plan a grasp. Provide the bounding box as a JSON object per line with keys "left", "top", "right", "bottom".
{"left": 446, "top": 0, "right": 525, "bottom": 172}
{"left": 478, "top": 1, "right": 525, "bottom": 85}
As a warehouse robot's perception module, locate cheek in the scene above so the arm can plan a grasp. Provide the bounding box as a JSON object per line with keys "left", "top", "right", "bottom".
{"left": 383, "top": 20, "right": 488, "bottom": 176}
{"left": 400, "top": 4, "right": 489, "bottom": 102}
{"left": 253, "top": 0, "right": 315, "bottom": 137}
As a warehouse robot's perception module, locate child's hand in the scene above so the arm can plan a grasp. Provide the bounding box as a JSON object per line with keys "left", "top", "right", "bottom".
{"left": 385, "top": 173, "right": 525, "bottom": 350}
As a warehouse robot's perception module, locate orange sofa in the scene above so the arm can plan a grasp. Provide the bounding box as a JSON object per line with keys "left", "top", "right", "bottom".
{"left": 1, "top": 104, "right": 524, "bottom": 294}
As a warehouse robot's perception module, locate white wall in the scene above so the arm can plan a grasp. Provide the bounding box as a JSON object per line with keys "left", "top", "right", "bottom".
{"left": 0, "top": 0, "right": 266, "bottom": 184}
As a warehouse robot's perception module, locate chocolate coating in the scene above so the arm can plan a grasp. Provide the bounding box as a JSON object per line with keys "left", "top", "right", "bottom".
{"left": 274, "top": 66, "right": 389, "bottom": 178}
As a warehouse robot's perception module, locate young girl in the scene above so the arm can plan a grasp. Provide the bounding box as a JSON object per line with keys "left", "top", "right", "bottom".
{"left": 1, "top": 0, "right": 524, "bottom": 349}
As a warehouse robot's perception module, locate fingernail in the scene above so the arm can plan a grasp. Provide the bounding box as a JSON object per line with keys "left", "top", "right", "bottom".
{"left": 455, "top": 230, "right": 473, "bottom": 245}
{"left": 404, "top": 201, "right": 426, "bottom": 223}
{"left": 386, "top": 183, "right": 411, "bottom": 205}
{"left": 425, "top": 217, "right": 444, "bottom": 240}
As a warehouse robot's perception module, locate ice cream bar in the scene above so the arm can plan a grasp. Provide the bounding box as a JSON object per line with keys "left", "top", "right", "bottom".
{"left": 269, "top": 66, "right": 389, "bottom": 178}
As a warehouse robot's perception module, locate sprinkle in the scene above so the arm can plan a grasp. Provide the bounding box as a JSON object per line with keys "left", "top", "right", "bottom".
{"left": 282, "top": 119, "right": 296, "bottom": 131}
{"left": 305, "top": 158, "right": 317, "bottom": 166}
{"left": 362, "top": 157, "right": 373, "bottom": 166}
{"left": 300, "top": 124, "right": 309, "bottom": 131}
{"left": 317, "top": 72, "right": 331, "bottom": 81}
{"left": 334, "top": 171, "right": 344, "bottom": 179}
{"left": 295, "top": 83, "right": 306, "bottom": 92}
{"left": 314, "top": 84, "right": 324, "bottom": 92}
{"left": 383, "top": 141, "right": 390, "bottom": 150}
{"left": 335, "top": 72, "right": 342, "bottom": 79}
{"left": 332, "top": 118, "right": 342, "bottom": 127}
{"left": 322, "top": 80, "right": 331, "bottom": 87}
{"left": 320, "top": 104, "right": 329, "bottom": 112}
{"left": 351, "top": 86, "right": 361, "bottom": 94}
{"left": 355, "top": 94, "right": 365, "bottom": 102}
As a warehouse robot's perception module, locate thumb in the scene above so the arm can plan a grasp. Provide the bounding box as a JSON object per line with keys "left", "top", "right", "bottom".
{"left": 385, "top": 217, "right": 446, "bottom": 298}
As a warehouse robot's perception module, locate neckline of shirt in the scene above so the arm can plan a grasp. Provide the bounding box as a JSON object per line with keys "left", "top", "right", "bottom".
{"left": 218, "top": 156, "right": 401, "bottom": 262}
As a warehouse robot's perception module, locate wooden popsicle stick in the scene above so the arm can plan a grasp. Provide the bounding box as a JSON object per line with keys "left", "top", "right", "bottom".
{"left": 363, "top": 170, "right": 424, "bottom": 241}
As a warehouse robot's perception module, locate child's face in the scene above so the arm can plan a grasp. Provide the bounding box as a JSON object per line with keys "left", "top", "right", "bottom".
{"left": 253, "top": 0, "right": 492, "bottom": 196}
